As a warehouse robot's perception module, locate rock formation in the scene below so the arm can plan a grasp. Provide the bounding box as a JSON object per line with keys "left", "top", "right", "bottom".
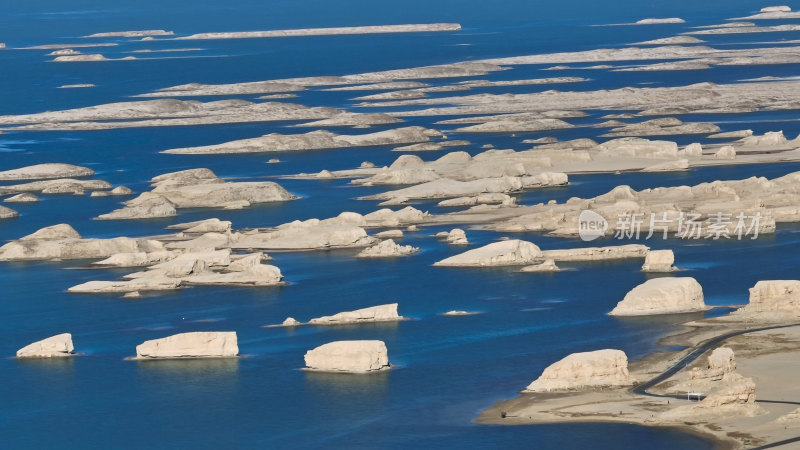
{"left": 609, "top": 277, "right": 706, "bottom": 316}
{"left": 161, "top": 127, "right": 442, "bottom": 154}
{"left": 0, "top": 163, "right": 94, "bottom": 181}
{"left": 434, "top": 239, "right": 543, "bottom": 267}
{"left": 135, "top": 332, "right": 238, "bottom": 359}
{"left": 524, "top": 349, "right": 635, "bottom": 392}
{"left": 0, "top": 205, "right": 19, "bottom": 219}
{"left": 691, "top": 347, "right": 736, "bottom": 381}
{"left": 641, "top": 249, "right": 678, "bottom": 272}
{"left": 16, "top": 333, "right": 74, "bottom": 358}
{"left": 519, "top": 259, "right": 561, "bottom": 272}
{"left": 3, "top": 193, "right": 39, "bottom": 203}
{"left": 356, "top": 239, "right": 419, "bottom": 258}
{"left": 662, "top": 373, "right": 760, "bottom": 419}
{"left": 96, "top": 169, "right": 295, "bottom": 219}
{"left": 542, "top": 244, "right": 649, "bottom": 262}
{"left": 304, "top": 340, "right": 390, "bottom": 373}
{"left": 731, "top": 280, "right": 800, "bottom": 321}
{"left": 308, "top": 303, "right": 404, "bottom": 325}
{"left": 0, "top": 224, "right": 164, "bottom": 261}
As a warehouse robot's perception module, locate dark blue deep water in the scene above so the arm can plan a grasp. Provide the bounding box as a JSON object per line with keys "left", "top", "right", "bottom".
{"left": 2, "top": 1, "right": 799, "bottom": 448}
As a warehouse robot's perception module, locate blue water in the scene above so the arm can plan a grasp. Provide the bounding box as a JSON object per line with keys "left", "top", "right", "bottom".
{"left": 3, "top": 0, "right": 800, "bottom": 448}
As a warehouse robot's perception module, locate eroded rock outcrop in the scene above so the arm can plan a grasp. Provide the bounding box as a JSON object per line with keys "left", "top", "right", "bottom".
{"left": 641, "top": 249, "right": 678, "bottom": 272}
{"left": 691, "top": 347, "right": 736, "bottom": 381}
{"left": 309, "top": 303, "right": 404, "bottom": 325}
{"left": 98, "top": 169, "right": 296, "bottom": 220}
{"left": 16, "top": 333, "right": 74, "bottom": 358}
{"left": 609, "top": 277, "right": 706, "bottom": 316}
{"left": 0, "top": 205, "right": 19, "bottom": 219}
{"left": 356, "top": 239, "right": 419, "bottom": 258}
{"left": 524, "top": 349, "right": 635, "bottom": 392}
{"left": 542, "top": 244, "right": 649, "bottom": 262}
{"left": 730, "top": 280, "right": 800, "bottom": 321}
{"left": 4, "top": 193, "right": 40, "bottom": 203}
{"left": 304, "top": 340, "right": 390, "bottom": 373}
{"left": 434, "top": 239, "right": 542, "bottom": 267}
{"left": 662, "top": 373, "right": 760, "bottom": 419}
{"left": 135, "top": 332, "right": 239, "bottom": 359}
{"left": 0, "top": 164, "right": 94, "bottom": 181}
{"left": 0, "top": 224, "right": 164, "bottom": 261}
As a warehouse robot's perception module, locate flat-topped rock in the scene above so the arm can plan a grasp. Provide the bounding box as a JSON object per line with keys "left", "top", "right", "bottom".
{"left": 692, "top": 347, "right": 736, "bottom": 381}
{"left": 610, "top": 277, "right": 706, "bottom": 316}
{"left": 641, "top": 249, "right": 677, "bottom": 272}
{"left": 542, "top": 244, "right": 649, "bottom": 262}
{"left": 524, "top": 349, "right": 635, "bottom": 392}
{"left": 98, "top": 168, "right": 296, "bottom": 220}
{"left": 16, "top": 333, "right": 74, "bottom": 358}
{"left": 308, "top": 303, "right": 404, "bottom": 325}
{"left": 356, "top": 239, "right": 419, "bottom": 258}
{"left": 731, "top": 280, "right": 800, "bottom": 321}
{"left": 0, "top": 224, "right": 163, "bottom": 261}
{"left": 0, "top": 163, "right": 93, "bottom": 181}
{"left": 304, "top": 340, "right": 390, "bottom": 373}
{"left": 434, "top": 239, "right": 542, "bottom": 267}
{"left": 135, "top": 332, "right": 238, "bottom": 359}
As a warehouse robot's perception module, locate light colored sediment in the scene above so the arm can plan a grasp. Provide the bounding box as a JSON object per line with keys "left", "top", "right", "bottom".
{"left": 304, "top": 340, "right": 390, "bottom": 373}
{"left": 72, "top": 247, "right": 283, "bottom": 293}
{"left": 641, "top": 249, "right": 677, "bottom": 272}
{"left": 0, "top": 99, "right": 343, "bottom": 131}
{"left": 541, "top": 244, "right": 649, "bottom": 262}
{"left": 308, "top": 303, "right": 404, "bottom": 325}
{"left": 134, "top": 332, "right": 238, "bottom": 359}
{"left": 160, "top": 126, "right": 442, "bottom": 154}
{"left": 20, "top": 43, "right": 118, "bottom": 50}
{"left": 609, "top": 277, "right": 707, "bottom": 316}
{"left": 630, "top": 36, "right": 704, "bottom": 45}
{"left": 519, "top": 259, "right": 561, "bottom": 272}
{"left": 0, "top": 178, "right": 111, "bottom": 195}
{"left": 472, "top": 167, "right": 800, "bottom": 238}
{"left": 355, "top": 239, "right": 419, "bottom": 258}
{"left": 434, "top": 239, "right": 543, "bottom": 267}
{"left": 600, "top": 118, "right": 719, "bottom": 137}
{"left": 0, "top": 224, "right": 164, "bottom": 261}
{"left": 137, "top": 62, "right": 505, "bottom": 98}
{"left": 175, "top": 23, "right": 461, "bottom": 40}
{"left": 479, "top": 321, "right": 800, "bottom": 448}
{"left": 83, "top": 30, "right": 173, "bottom": 38}
{"left": 292, "top": 112, "right": 402, "bottom": 128}
{"left": 58, "top": 83, "right": 95, "bottom": 89}
{"left": 16, "top": 333, "right": 74, "bottom": 358}
{"left": 634, "top": 18, "right": 686, "bottom": 24}
{"left": 393, "top": 140, "right": 470, "bottom": 152}
{"left": 130, "top": 48, "right": 203, "bottom": 53}
{"left": 96, "top": 168, "right": 296, "bottom": 219}
{"left": 3, "top": 193, "right": 39, "bottom": 203}
{"left": 524, "top": 349, "right": 635, "bottom": 392}
{"left": 0, "top": 163, "right": 94, "bottom": 181}
{"left": 723, "top": 280, "right": 800, "bottom": 322}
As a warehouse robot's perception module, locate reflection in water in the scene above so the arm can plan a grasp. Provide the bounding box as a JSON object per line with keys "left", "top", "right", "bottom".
{"left": 304, "top": 369, "right": 390, "bottom": 399}
{"left": 16, "top": 356, "right": 76, "bottom": 371}
{"left": 135, "top": 357, "right": 240, "bottom": 378}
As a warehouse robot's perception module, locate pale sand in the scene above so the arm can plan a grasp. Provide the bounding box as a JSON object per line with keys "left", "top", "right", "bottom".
{"left": 478, "top": 321, "right": 800, "bottom": 449}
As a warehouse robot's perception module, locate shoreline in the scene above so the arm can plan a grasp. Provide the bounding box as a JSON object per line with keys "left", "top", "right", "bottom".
{"left": 474, "top": 316, "right": 800, "bottom": 449}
